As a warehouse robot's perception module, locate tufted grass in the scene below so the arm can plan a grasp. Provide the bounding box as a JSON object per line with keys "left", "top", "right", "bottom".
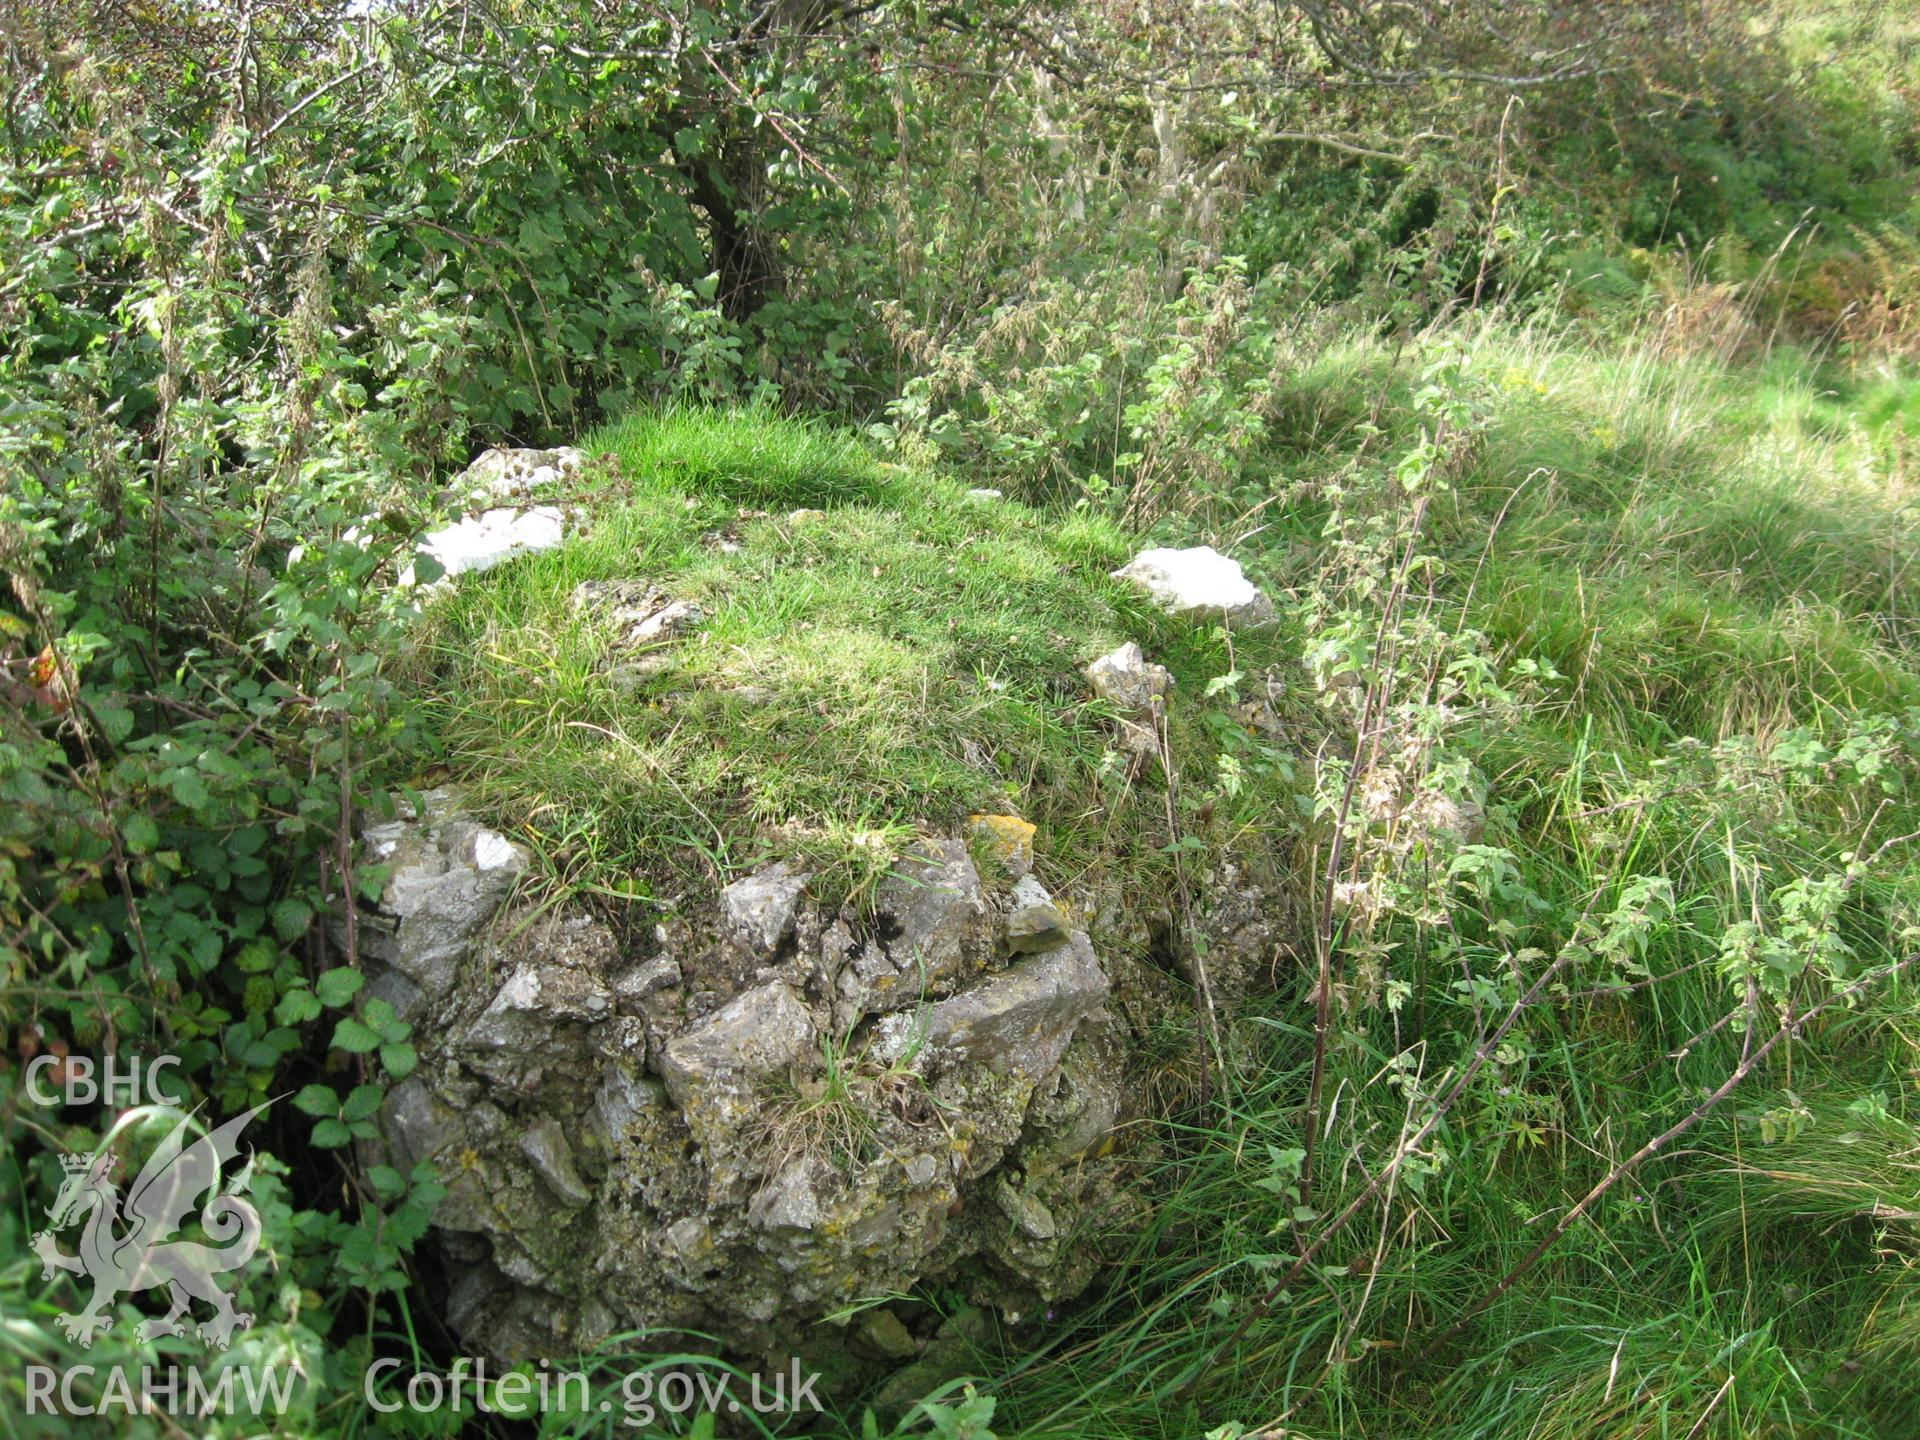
{"left": 400, "top": 343, "right": 1920, "bottom": 1440}
{"left": 405, "top": 405, "right": 1296, "bottom": 909}
{"left": 939, "top": 323, "right": 1920, "bottom": 1439}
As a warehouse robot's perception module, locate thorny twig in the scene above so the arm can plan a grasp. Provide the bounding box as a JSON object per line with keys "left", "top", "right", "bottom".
{"left": 1302, "top": 479, "right": 1437, "bottom": 1196}
{"left": 1195, "top": 941, "right": 1582, "bottom": 1380}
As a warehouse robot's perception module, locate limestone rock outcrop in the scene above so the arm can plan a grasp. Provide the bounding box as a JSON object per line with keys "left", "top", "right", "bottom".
{"left": 1111, "top": 544, "right": 1275, "bottom": 626}
{"left": 363, "top": 797, "right": 1156, "bottom": 1365}
{"left": 406, "top": 447, "right": 592, "bottom": 583}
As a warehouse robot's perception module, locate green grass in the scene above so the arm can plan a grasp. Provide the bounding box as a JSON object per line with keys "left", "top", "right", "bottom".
{"left": 933, "top": 324, "right": 1920, "bottom": 1439}
{"left": 401, "top": 346, "right": 1920, "bottom": 1439}
{"left": 592, "top": 404, "right": 900, "bottom": 508}
{"left": 1240, "top": 328, "right": 1920, "bottom": 746}
{"left": 408, "top": 405, "right": 1293, "bottom": 907}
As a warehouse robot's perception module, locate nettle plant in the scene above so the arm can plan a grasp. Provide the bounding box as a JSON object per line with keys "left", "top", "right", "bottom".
{"left": 876, "top": 254, "right": 1300, "bottom": 520}
{"left": 1298, "top": 346, "right": 1532, "bottom": 989}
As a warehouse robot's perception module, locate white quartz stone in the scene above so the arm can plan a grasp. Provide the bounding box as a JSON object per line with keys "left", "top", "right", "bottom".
{"left": 1110, "top": 545, "right": 1274, "bottom": 625}
{"left": 412, "top": 505, "right": 565, "bottom": 583}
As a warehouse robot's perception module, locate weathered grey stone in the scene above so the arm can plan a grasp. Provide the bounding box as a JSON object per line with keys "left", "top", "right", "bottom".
{"left": 520, "top": 1119, "right": 594, "bottom": 1208}
{"left": 381, "top": 1076, "right": 465, "bottom": 1174}
{"left": 1111, "top": 545, "right": 1275, "bottom": 626}
{"left": 1083, "top": 643, "right": 1176, "bottom": 770}
{"left": 976, "top": 1154, "right": 1135, "bottom": 1307}
{"left": 593, "top": 1065, "right": 665, "bottom": 1140}
{"left": 615, "top": 955, "right": 682, "bottom": 1006}
{"left": 1196, "top": 857, "right": 1300, "bottom": 1003}
{"left": 457, "top": 445, "right": 587, "bottom": 503}
{"left": 444, "top": 1253, "right": 514, "bottom": 1339}
{"left": 469, "top": 962, "right": 611, "bottom": 1038}
{"left": 658, "top": 982, "right": 814, "bottom": 1141}
{"left": 994, "top": 1175, "right": 1058, "bottom": 1240}
{"left": 854, "top": 840, "right": 988, "bottom": 1010}
{"left": 392, "top": 1098, "right": 510, "bottom": 1235}
{"left": 870, "top": 1307, "right": 993, "bottom": 1417}
{"left": 1023, "top": 1030, "right": 1125, "bottom": 1168}
{"left": 355, "top": 789, "right": 529, "bottom": 1007}
{"left": 748, "top": 1158, "right": 828, "bottom": 1233}
{"left": 658, "top": 1216, "right": 713, "bottom": 1265}
{"left": 363, "top": 967, "right": 423, "bottom": 1022}
{"left": 462, "top": 960, "right": 613, "bottom": 1089}
{"left": 722, "top": 861, "right": 811, "bottom": 956}
{"left": 874, "top": 930, "right": 1109, "bottom": 1079}
{"left": 1084, "top": 641, "right": 1173, "bottom": 711}
{"left": 573, "top": 580, "right": 708, "bottom": 651}
{"left": 636, "top": 599, "right": 705, "bottom": 643}
{"left": 1005, "top": 875, "right": 1069, "bottom": 954}
{"left": 855, "top": 1308, "right": 920, "bottom": 1360}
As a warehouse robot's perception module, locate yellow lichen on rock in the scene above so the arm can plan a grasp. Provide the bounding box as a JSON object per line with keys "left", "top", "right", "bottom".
{"left": 967, "top": 813, "right": 1036, "bottom": 879}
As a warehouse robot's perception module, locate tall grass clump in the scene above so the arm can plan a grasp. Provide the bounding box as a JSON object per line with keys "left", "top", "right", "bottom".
{"left": 918, "top": 304, "right": 1920, "bottom": 1439}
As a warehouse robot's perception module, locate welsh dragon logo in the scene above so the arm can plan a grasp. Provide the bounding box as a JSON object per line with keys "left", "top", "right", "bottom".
{"left": 32, "top": 1103, "right": 271, "bottom": 1350}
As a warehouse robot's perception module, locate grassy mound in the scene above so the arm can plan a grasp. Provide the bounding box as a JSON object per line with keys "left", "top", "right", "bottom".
{"left": 410, "top": 407, "right": 1295, "bottom": 906}
{"left": 403, "top": 333, "right": 1920, "bottom": 1439}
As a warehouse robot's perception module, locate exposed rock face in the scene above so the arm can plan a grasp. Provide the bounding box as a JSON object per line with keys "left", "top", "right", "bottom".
{"left": 1085, "top": 640, "right": 1174, "bottom": 711}
{"left": 856, "top": 838, "right": 989, "bottom": 1006}
{"left": 404, "top": 447, "right": 593, "bottom": 584}
{"left": 1111, "top": 545, "right": 1275, "bottom": 626}
{"left": 873, "top": 930, "right": 1107, "bottom": 1079}
{"left": 720, "top": 862, "right": 811, "bottom": 956}
{"left": 351, "top": 788, "right": 531, "bottom": 1016}
{"left": 572, "top": 579, "right": 708, "bottom": 651}
{"left": 1195, "top": 856, "right": 1300, "bottom": 1003}
{"left": 363, "top": 798, "right": 1157, "bottom": 1366}
{"left": 855, "top": 1308, "right": 919, "bottom": 1360}
{"left": 1084, "top": 641, "right": 1174, "bottom": 767}
{"left": 966, "top": 813, "right": 1036, "bottom": 881}
{"left": 1004, "top": 875, "right": 1069, "bottom": 954}
{"left": 659, "top": 982, "right": 815, "bottom": 1151}
{"left": 415, "top": 506, "right": 566, "bottom": 582}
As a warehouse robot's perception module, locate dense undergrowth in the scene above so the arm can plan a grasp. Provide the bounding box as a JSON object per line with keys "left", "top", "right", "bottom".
{"left": 959, "top": 317, "right": 1920, "bottom": 1439}
{"left": 7, "top": 1, "right": 1920, "bottom": 1437}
